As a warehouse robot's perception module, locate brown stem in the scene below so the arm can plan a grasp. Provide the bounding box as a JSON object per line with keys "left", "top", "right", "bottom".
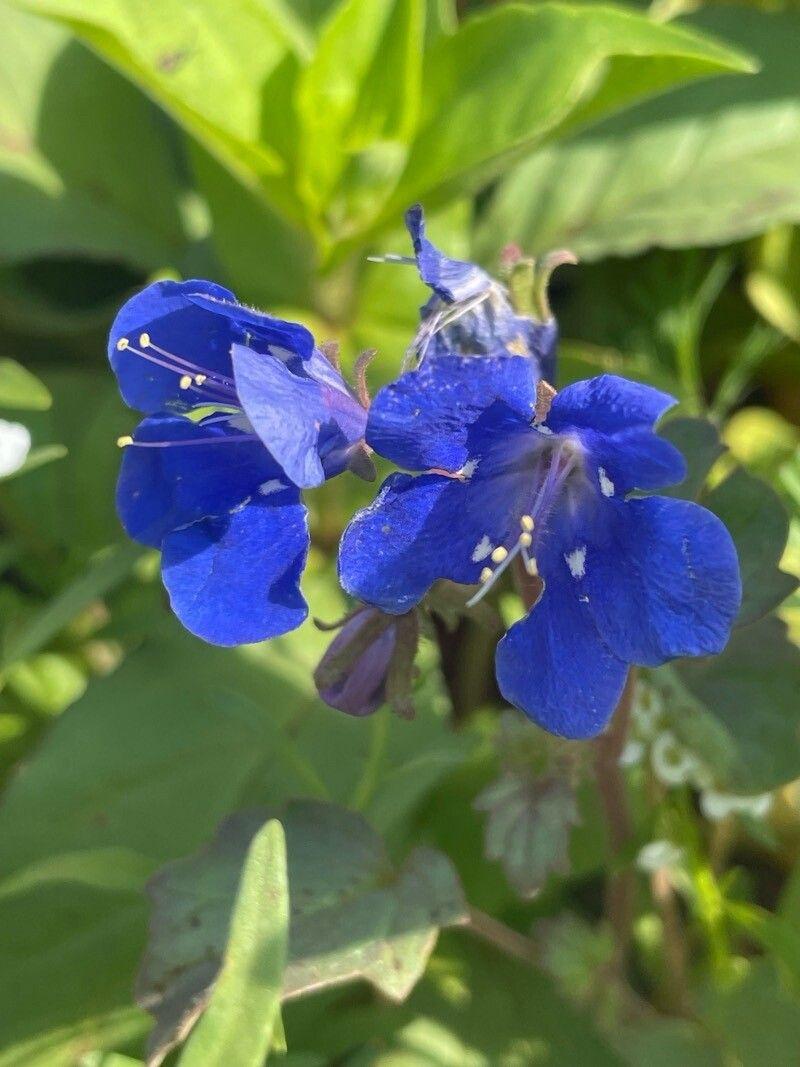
{"left": 593, "top": 669, "right": 637, "bottom": 974}
{"left": 651, "top": 867, "right": 690, "bottom": 1015}
{"left": 466, "top": 906, "right": 537, "bottom": 965}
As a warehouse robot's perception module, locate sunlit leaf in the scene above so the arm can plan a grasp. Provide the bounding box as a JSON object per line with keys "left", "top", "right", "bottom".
{"left": 479, "top": 8, "right": 797, "bottom": 261}
{"left": 0, "top": 4, "right": 185, "bottom": 268}
{"left": 177, "top": 820, "right": 288, "bottom": 1067}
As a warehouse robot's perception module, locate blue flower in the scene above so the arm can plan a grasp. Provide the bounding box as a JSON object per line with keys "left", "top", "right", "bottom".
{"left": 109, "top": 278, "right": 367, "bottom": 646}
{"left": 338, "top": 356, "right": 741, "bottom": 739}
{"left": 381, "top": 205, "right": 560, "bottom": 381}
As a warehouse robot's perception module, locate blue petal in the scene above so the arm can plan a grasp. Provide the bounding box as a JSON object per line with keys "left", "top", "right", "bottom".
{"left": 339, "top": 449, "right": 531, "bottom": 613}
{"left": 366, "top": 354, "right": 537, "bottom": 473}
{"left": 231, "top": 344, "right": 366, "bottom": 489}
{"left": 577, "top": 426, "right": 686, "bottom": 496}
{"left": 406, "top": 204, "right": 491, "bottom": 302}
{"left": 161, "top": 493, "right": 309, "bottom": 646}
{"left": 108, "top": 279, "right": 240, "bottom": 414}
{"left": 186, "top": 292, "right": 314, "bottom": 359}
{"left": 495, "top": 575, "right": 628, "bottom": 739}
{"left": 548, "top": 375, "right": 678, "bottom": 436}
{"left": 570, "top": 495, "right": 741, "bottom": 666}
{"left": 116, "top": 414, "right": 280, "bottom": 548}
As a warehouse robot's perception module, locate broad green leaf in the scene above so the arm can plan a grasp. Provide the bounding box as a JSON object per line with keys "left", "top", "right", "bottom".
{"left": 14, "top": 0, "right": 312, "bottom": 205}
{"left": 366, "top": 3, "right": 753, "bottom": 238}
{"left": 0, "top": 4, "right": 185, "bottom": 268}
{"left": 675, "top": 614, "right": 800, "bottom": 792}
{"left": 479, "top": 8, "right": 798, "bottom": 261}
{"left": 189, "top": 143, "right": 316, "bottom": 308}
{"left": 178, "top": 820, "right": 288, "bottom": 1067}
{"left": 137, "top": 802, "right": 466, "bottom": 1065}
{"left": 296, "top": 0, "right": 424, "bottom": 221}
{"left": 0, "top": 358, "right": 51, "bottom": 410}
{"left": 0, "top": 613, "right": 466, "bottom": 1064}
{"left": 474, "top": 772, "right": 579, "bottom": 898}
{"left": 703, "top": 467, "right": 797, "bottom": 626}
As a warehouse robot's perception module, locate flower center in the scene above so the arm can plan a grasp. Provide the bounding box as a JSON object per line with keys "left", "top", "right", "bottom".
{"left": 466, "top": 436, "right": 584, "bottom": 607}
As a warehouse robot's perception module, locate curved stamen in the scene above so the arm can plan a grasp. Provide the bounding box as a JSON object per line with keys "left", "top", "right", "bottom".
{"left": 466, "top": 442, "right": 581, "bottom": 607}
{"left": 117, "top": 433, "right": 261, "bottom": 449}
{"left": 116, "top": 335, "right": 238, "bottom": 404}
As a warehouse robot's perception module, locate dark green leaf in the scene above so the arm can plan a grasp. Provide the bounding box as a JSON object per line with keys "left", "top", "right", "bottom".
{"left": 676, "top": 615, "right": 800, "bottom": 792}
{"left": 703, "top": 467, "right": 797, "bottom": 626}
{"left": 137, "top": 802, "right": 466, "bottom": 1064}
{"left": 659, "top": 417, "right": 726, "bottom": 500}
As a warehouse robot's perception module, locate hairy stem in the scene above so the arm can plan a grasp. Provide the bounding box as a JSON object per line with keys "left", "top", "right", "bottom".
{"left": 466, "top": 906, "right": 537, "bottom": 965}
{"left": 593, "top": 670, "right": 637, "bottom": 974}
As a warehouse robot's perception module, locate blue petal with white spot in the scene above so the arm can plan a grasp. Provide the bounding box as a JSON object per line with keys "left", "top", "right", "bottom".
{"left": 340, "top": 355, "right": 741, "bottom": 738}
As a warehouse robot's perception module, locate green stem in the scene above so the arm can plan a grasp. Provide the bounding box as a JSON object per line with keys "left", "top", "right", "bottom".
{"left": 350, "top": 711, "right": 390, "bottom": 811}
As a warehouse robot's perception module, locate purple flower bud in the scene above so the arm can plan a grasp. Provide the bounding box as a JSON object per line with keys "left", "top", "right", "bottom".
{"left": 315, "top": 609, "right": 397, "bottom": 717}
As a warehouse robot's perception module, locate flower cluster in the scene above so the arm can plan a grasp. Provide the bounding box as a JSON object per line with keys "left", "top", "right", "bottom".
{"left": 109, "top": 279, "right": 368, "bottom": 645}
{"left": 109, "top": 210, "right": 741, "bottom": 738}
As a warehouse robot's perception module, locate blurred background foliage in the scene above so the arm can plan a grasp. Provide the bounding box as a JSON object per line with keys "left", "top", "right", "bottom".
{"left": 0, "top": 0, "right": 799, "bottom": 1064}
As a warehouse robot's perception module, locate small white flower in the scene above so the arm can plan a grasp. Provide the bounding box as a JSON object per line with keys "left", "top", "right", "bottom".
{"left": 651, "top": 730, "right": 703, "bottom": 787}
{"left": 637, "top": 839, "right": 685, "bottom": 873}
{"left": 700, "top": 790, "right": 773, "bottom": 822}
{"left": 0, "top": 419, "right": 31, "bottom": 478}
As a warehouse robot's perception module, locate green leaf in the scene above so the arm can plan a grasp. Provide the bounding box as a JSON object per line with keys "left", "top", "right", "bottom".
{"left": 13, "top": 0, "right": 313, "bottom": 208}
{"left": 696, "top": 961, "right": 800, "bottom": 1067}
{"left": 675, "top": 614, "right": 800, "bottom": 792}
{"left": 295, "top": 0, "right": 424, "bottom": 220}
{"left": 474, "top": 772, "right": 579, "bottom": 899}
{"left": 0, "top": 4, "right": 185, "bottom": 268}
{"left": 137, "top": 802, "right": 466, "bottom": 1065}
{"left": 479, "top": 7, "right": 798, "bottom": 262}
{"left": 703, "top": 467, "right": 797, "bottom": 626}
{"left": 0, "top": 613, "right": 467, "bottom": 1064}
{"left": 659, "top": 417, "right": 726, "bottom": 501}
{"left": 0, "top": 541, "right": 142, "bottom": 669}
{"left": 368, "top": 3, "right": 753, "bottom": 237}
{"left": 0, "top": 358, "right": 51, "bottom": 411}
{"left": 178, "top": 820, "right": 288, "bottom": 1067}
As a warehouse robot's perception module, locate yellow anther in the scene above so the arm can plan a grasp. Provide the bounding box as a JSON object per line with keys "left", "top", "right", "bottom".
{"left": 525, "top": 556, "right": 539, "bottom": 577}
{"left": 480, "top": 567, "right": 493, "bottom": 583}
{"left": 519, "top": 531, "right": 533, "bottom": 548}
{"left": 520, "top": 514, "right": 534, "bottom": 532}
{"left": 194, "top": 374, "right": 207, "bottom": 385}
{"left": 116, "top": 338, "right": 129, "bottom": 351}
{"left": 139, "top": 332, "right": 150, "bottom": 348}
{"left": 179, "top": 374, "right": 193, "bottom": 390}
{"left": 491, "top": 546, "right": 508, "bottom": 564}
{"left": 116, "top": 435, "right": 133, "bottom": 447}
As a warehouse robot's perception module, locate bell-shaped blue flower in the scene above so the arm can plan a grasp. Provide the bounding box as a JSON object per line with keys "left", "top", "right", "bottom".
{"left": 379, "top": 205, "right": 560, "bottom": 381}
{"left": 109, "top": 279, "right": 367, "bottom": 646}
{"left": 338, "top": 356, "right": 741, "bottom": 739}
